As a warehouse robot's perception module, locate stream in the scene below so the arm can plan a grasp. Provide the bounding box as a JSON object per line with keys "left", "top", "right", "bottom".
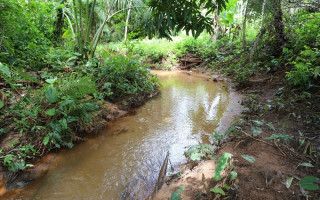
{"left": 16, "top": 70, "right": 235, "bottom": 200}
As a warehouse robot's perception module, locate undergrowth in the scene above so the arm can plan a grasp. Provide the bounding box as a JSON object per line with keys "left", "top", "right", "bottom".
{"left": 0, "top": 51, "right": 159, "bottom": 173}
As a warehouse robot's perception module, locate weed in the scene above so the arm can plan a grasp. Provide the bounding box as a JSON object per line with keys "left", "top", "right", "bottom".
{"left": 170, "top": 185, "right": 185, "bottom": 200}
{"left": 184, "top": 144, "right": 215, "bottom": 161}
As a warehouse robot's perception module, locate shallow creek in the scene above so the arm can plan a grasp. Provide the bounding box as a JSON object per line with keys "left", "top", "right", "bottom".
{"left": 18, "top": 70, "right": 232, "bottom": 200}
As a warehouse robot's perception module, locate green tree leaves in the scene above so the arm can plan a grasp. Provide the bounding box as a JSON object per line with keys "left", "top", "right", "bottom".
{"left": 146, "top": 0, "right": 228, "bottom": 39}
{"left": 0, "top": 0, "right": 54, "bottom": 69}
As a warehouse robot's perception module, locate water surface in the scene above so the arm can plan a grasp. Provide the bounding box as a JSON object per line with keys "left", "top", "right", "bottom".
{"left": 19, "top": 70, "right": 230, "bottom": 200}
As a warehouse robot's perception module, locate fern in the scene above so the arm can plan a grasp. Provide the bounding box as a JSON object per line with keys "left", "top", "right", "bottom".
{"left": 59, "top": 74, "right": 97, "bottom": 99}
{"left": 64, "top": 102, "right": 98, "bottom": 120}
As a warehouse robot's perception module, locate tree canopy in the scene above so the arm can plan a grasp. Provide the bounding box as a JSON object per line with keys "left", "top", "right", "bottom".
{"left": 146, "top": 0, "right": 228, "bottom": 38}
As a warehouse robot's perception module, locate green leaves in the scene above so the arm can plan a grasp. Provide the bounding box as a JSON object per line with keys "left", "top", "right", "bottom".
{"left": 45, "top": 108, "right": 56, "bottom": 116}
{"left": 266, "top": 134, "right": 292, "bottom": 141}
{"left": 170, "top": 192, "right": 181, "bottom": 200}
{"left": 0, "top": 62, "right": 11, "bottom": 77}
{"left": 252, "top": 120, "right": 264, "bottom": 126}
{"left": 185, "top": 144, "right": 215, "bottom": 161}
{"left": 45, "top": 86, "right": 58, "bottom": 103}
{"left": 0, "top": 0, "right": 54, "bottom": 70}
{"left": 266, "top": 122, "right": 275, "bottom": 131}
{"left": 300, "top": 176, "right": 319, "bottom": 191}
{"left": 286, "top": 177, "right": 294, "bottom": 189}
{"left": 1, "top": 153, "right": 32, "bottom": 172}
{"left": 170, "top": 186, "right": 184, "bottom": 200}
{"left": 43, "top": 136, "right": 50, "bottom": 146}
{"left": 147, "top": 0, "right": 227, "bottom": 39}
{"left": 45, "top": 78, "right": 58, "bottom": 84}
{"left": 0, "top": 101, "right": 4, "bottom": 109}
{"left": 60, "top": 74, "right": 97, "bottom": 99}
{"left": 230, "top": 171, "right": 238, "bottom": 181}
{"left": 241, "top": 155, "right": 255, "bottom": 163}
{"left": 299, "top": 162, "right": 314, "bottom": 168}
{"left": 210, "top": 187, "right": 225, "bottom": 195}
{"left": 251, "top": 126, "right": 262, "bottom": 137}
{"left": 190, "top": 152, "right": 202, "bottom": 161}
{"left": 214, "top": 153, "right": 232, "bottom": 181}
{"left": 286, "top": 46, "right": 320, "bottom": 89}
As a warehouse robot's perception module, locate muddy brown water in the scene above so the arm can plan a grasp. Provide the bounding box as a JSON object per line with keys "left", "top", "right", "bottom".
{"left": 15, "top": 70, "right": 235, "bottom": 200}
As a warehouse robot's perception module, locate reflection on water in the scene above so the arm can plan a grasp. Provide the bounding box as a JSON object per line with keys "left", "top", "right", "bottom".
{"left": 19, "top": 70, "right": 230, "bottom": 200}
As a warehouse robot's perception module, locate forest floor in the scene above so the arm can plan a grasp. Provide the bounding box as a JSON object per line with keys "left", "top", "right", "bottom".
{"left": 154, "top": 66, "right": 320, "bottom": 199}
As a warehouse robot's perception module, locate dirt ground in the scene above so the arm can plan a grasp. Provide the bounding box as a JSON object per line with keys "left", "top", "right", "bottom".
{"left": 153, "top": 69, "right": 320, "bottom": 200}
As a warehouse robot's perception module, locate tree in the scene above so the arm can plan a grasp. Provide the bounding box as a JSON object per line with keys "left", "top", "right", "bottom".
{"left": 249, "top": 0, "right": 267, "bottom": 62}
{"left": 242, "top": 0, "right": 249, "bottom": 49}
{"left": 146, "top": 0, "right": 229, "bottom": 39}
{"left": 61, "top": 0, "right": 147, "bottom": 58}
{"left": 270, "top": 0, "right": 285, "bottom": 57}
{"left": 53, "top": 0, "right": 67, "bottom": 45}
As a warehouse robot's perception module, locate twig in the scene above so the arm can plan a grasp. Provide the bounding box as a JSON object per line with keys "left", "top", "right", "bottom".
{"left": 234, "top": 140, "right": 244, "bottom": 149}
{"left": 273, "top": 141, "right": 286, "bottom": 156}
{"left": 240, "top": 130, "right": 273, "bottom": 146}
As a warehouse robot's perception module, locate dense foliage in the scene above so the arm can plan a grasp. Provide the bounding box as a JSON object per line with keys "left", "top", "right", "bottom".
{"left": 146, "top": 0, "right": 228, "bottom": 38}
{"left": 0, "top": 0, "right": 55, "bottom": 69}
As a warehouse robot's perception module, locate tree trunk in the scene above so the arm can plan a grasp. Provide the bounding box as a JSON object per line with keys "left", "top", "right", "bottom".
{"left": 249, "top": 0, "right": 267, "bottom": 62}
{"left": 85, "top": 0, "right": 96, "bottom": 47}
{"left": 53, "top": 0, "right": 66, "bottom": 45}
{"left": 242, "top": 0, "right": 248, "bottom": 50}
{"left": 124, "top": 1, "right": 132, "bottom": 41}
{"left": 272, "top": 0, "right": 285, "bottom": 57}
{"left": 211, "top": 8, "right": 219, "bottom": 43}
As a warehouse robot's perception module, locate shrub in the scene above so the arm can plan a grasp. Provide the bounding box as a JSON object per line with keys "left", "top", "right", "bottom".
{"left": 286, "top": 46, "right": 320, "bottom": 89}
{"left": 97, "top": 53, "right": 159, "bottom": 105}
{"left": 0, "top": 0, "right": 55, "bottom": 69}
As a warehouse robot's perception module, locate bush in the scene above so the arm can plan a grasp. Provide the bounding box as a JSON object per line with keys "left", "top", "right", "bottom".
{"left": 0, "top": 73, "right": 99, "bottom": 172}
{"left": 286, "top": 46, "right": 320, "bottom": 89}
{"left": 0, "top": 0, "right": 55, "bottom": 70}
{"left": 96, "top": 53, "right": 159, "bottom": 105}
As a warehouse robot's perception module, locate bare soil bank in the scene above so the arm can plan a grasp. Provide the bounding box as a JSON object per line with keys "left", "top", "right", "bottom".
{"left": 153, "top": 69, "right": 319, "bottom": 200}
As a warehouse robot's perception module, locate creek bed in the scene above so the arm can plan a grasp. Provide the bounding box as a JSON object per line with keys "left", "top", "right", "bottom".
{"left": 16, "top": 70, "right": 232, "bottom": 200}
